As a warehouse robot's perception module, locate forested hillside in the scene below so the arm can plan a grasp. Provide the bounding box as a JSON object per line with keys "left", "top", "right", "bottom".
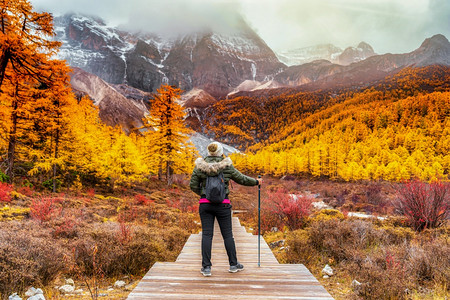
{"left": 221, "top": 66, "right": 450, "bottom": 181}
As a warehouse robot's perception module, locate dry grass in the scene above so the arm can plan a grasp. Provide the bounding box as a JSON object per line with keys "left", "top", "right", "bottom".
{"left": 275, "top": 219, "right": 450, "bottom": 300}
{"left": 0, "top": 183, "right": 200, "bottom": 300}
{"left": 1, "top": 176, "right": 448, "bottom": 299}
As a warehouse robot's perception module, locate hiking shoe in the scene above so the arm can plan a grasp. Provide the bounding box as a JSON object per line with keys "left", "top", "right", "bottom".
{"left": 229, "top": 263, "right": 244, "bottom": 273}
{"left": 201, "top": 266, "right": 212, "bottom": 277}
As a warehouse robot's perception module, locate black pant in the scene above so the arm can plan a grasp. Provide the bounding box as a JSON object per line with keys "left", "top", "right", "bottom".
{"left": 199, "top": 203, "right": 238, "bottom": 268}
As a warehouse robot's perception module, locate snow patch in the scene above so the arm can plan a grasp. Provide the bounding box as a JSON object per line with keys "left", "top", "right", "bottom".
{"left": 347, "top": 212, "right": 386, "bottom": 220}
{"left": 251, "top": 63, "right": 256, "bottom": 80}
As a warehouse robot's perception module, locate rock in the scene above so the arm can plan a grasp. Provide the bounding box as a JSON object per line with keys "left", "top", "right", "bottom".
{"left": 114, "top": 280, "right": 127, "bottom": 288}
{"left": 269, "top": 240, "right": 285, "bottom": 249}
{"left": 322, "top": 264, "right": 334, "bottom": 276}
{"left": 65, "top": 278, "right": 75, "bottom": 286}
{"left": 352, "top": 279, "right": 362, "bottom": 295}
{"left": 25, "top": 288, "right": 37, "bottom": 297}
{"left": 9, "top": 293, "right": 22, "bottom": 300}
{"left": 24, "top": 287, "right": 45, "bottom": 300}
{"left": 351, "top": 279, "right": 361, "bottom": 288}
{"left": 125, "top": 284, "right": 134, "bottom": 291}
{"left": 98, "top": 293, "right": 108, "bottom": 297}
{"left": 270, "top": 227, "right": 278, "bottom": 232}
{"left": 323, "top": 275, "right": 330, "bottom": 279}
{"left": 59, "top": 285, "right": 75, "bottom": 294}
{"left": 73, "top": 289, "right": 84, "bottom": 295}
{"left": 27, "top": 294, "right": 45, "bottom": 300}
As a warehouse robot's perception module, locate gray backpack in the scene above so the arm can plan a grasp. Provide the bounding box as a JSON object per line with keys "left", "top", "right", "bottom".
{"left": 204, "top": 172, "right": 226, "bottom": 204}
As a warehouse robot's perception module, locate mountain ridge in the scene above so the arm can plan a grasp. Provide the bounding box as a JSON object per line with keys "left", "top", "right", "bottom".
{"left": 55, "top": 13, "right": 285, "bottom": 98}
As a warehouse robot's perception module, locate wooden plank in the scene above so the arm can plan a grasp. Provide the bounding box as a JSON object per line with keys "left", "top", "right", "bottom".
{"left": 127, "top": 217, "right": 334, "bottom": 299}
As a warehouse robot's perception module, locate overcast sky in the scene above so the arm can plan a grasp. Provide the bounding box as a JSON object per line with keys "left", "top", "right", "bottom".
{"left": 30, "top": 0, "right": 450, "bottom": 54}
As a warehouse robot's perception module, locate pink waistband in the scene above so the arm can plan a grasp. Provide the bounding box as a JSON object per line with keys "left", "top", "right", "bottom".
{"left": 199, "top": 198, "right": 230, "bottom": 204}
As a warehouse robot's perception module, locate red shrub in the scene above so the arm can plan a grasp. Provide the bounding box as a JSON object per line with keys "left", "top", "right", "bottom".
{"left": 53, "top": 215, "right": 79, "bottom": 238}
{"left": 30, "top": 197, "right": 60, "bottom": 222}
{"left": 166, "top": 198, "right": 196, "bottom": 213}
{"left": 86, "top": 188, "right": 95, "bottom": 198}
{"left": 395, "top": 180, "right": 449, "bottom": 231}
{"left": 0, "top": 182, "right": 12, "bottom": 202}
{"left": 18, "top": 186, "right": 34, "bottom": 197}
{"left": 134, "top": 194, "right": 154, "bottom": 205}
{"left": 261, "top": 189, "right": 312, "bottom": 231}
{"left": 117, "top": 222, "right": 133, "bottom": 245}
{"left": 118, "top": 206, "right": 138, "bottom": 223}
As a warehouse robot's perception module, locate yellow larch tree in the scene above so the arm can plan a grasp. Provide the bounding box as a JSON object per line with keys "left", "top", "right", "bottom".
{"left": 142, "top": 84, "right": 196, "bottom": 185}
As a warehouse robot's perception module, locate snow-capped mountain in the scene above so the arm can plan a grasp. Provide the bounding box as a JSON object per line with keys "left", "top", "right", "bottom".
{"left": 337, "top": 42, "right": 376, "bottom": 65}
{"left": 277, "top": 42, "right": 376, "bottom": 66}
{"left": 277, "top": 44, "right": 343, "bottom": 66}
{"left": 274, "top": 34, "right": 450, "bottom": 90}
{"left": 54, "top": 13, "right": 285, "bottom": 98}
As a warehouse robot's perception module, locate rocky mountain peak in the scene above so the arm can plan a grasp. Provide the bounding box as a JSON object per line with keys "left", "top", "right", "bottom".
{"left": 418, "top": 34, "right": 450, "bottom": 51}
{"left": 55, "top": 13, "right": 285, "bottom": 98}
{"left": 357, "top": 42, "right": 374, "bottom": 53}
{"left": 338, "top": 42, "right": 376, "bottom": 65}
{"left": 411, "top": 34, "right": 450, "bottom": 66}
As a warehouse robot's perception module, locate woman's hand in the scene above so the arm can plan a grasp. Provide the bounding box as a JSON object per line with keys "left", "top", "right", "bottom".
{"left": 256, "top": 178, "right": 263, "bottom": 186}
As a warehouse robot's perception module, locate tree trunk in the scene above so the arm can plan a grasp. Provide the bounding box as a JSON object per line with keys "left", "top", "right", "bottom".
{"left": 158, "top": 165, "right": 163, "bottom": 181}
{"left": 6, "top": 97, "right": 18, "bottom": 181}
{"left": 0, "top": 49, "right": 11, "bottom": 90}
{"left": 166, "top": 160, "right": 173, "bottom": 186}
{"left": 53, "top": 127, "right": 60, "bottom": 193}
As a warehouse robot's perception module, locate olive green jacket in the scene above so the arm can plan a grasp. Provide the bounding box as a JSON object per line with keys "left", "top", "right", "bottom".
{"left": 189, "top": 156, "right": 258, "bottom": 197}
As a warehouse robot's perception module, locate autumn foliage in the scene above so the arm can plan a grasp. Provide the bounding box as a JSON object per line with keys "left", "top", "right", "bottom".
{"left": 395, "top": 180, "right": 449, "bottom": 231}
{"left": 226, "top": 67, "right": 450, "bottom": 181}
{"left": 0, "top": 1, "right": 198, "bottom": 191}
{"left": 260, "top": 189, "right": 312, "bottom": 231}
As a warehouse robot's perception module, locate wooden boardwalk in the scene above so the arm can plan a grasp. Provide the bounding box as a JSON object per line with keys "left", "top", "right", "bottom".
{"left": 127, "top": 217, "right": 334, "bottom": 299}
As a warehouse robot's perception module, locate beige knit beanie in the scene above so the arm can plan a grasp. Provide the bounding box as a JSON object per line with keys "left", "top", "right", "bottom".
{"left": 207, "top": 142, "right": 224, "bottom": 157}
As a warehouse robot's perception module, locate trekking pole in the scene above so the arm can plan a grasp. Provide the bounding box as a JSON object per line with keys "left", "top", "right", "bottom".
{"left": 257, "top": 175, "right": 261, "bottom": 267}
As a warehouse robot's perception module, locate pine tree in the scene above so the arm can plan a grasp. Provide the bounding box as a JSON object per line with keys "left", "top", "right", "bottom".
{"left": 142, "top": 84, "right": 196, "bottom": 185}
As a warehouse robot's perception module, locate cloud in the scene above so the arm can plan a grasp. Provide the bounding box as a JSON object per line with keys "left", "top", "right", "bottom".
{"left": 241, "top": 0, "right": 450, "bottom": 53}
{"left": 32, "top": 0, "right": 244, "bottom": 36}
{"left": 30, "top": 0, "right": 450, "bottom": 53}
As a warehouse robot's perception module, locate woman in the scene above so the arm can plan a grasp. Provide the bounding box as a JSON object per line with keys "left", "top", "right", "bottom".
{"left": 190, "top": 142, "right": 262, "bottom": 277}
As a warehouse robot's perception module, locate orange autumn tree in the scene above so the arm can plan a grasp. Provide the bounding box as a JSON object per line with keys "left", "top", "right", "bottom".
{"left": 142, "top": 84, "right": 196, "bottom": 185}
{"left": 0, "top": 0, "right": 60, "bottom": 89}
{"left": 0, "top": 70, "right": 37, "bottom": 180}
{"left": 0, "top": 0, "right": 60, "bottom": 181}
